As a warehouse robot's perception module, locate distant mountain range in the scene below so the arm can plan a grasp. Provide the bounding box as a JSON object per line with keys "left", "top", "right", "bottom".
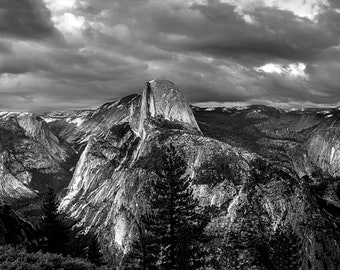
{"left": 0, "top": 80, "right": 339, "bottom": 269}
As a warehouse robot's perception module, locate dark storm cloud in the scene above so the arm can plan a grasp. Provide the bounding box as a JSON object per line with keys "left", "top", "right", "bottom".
{"left": 318, "top": 9, "right": 340, "bottom": 37}
{"left": 76, "top": 0, "right": 149, "bottom": 16}
{"left": 1, "top": 0, "right": 340, "bottom": 112}
{"left": 94, "top": 0, "right": 334, "bottom": 107}
{"left": 0, "top": 53, "right": 49, "bottom": 74}
{"left": 133, "top": 1, "right": 338, "bottom": 65}
{"left": 0, "top": 41, "right": 12, "bottom": 54}
{"left": 328, "top": 0, "right": 340, "bottom": 8}
{"left": 82, "top": 26, "right": 175, "bottom": 62}
{"left": 0, "top": 0, "right": 60, "bottom": 40}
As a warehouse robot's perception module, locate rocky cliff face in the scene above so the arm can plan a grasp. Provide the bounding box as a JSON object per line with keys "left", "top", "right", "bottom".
{"left": 194, "top": 105, "right": 340, "bottom": 177}
{"left": 1, "top": 80, "right": 340, "bottom": 269}
{"left": 0, "top": 112, "right": 73, "bottom": 200}
{"left": 57, "top": 81, "right": 340, "bottom": 269}
{"left": 59, "top": 80, "right": 241, "bottom": 259}
{"left": 306, "top": 116, "right": 340, "bottom": 176}
{"left": 129, "top": 80, "right": 201, "bottom": 136}
{"left": 44, "top": 80, "right": 200, "bottom": 147}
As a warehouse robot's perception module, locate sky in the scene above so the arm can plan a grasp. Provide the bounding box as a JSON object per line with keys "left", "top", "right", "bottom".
{"left": 0, "top": 0, "right": 340, "bottom": 112}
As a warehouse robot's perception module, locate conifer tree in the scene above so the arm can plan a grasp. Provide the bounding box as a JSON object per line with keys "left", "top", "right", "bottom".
{"left": 40, "top": 187, "right": 68, "bottom": 255}
{"left": 132, "top": 144, "right": 209, "bottom": 270}
{"left": 87, "top": 235, "right": 104, "bottom": 266}
{"left": 220, "top": 159, "right": 303, "bottom": 270}
{"left": 220, "top": 159, "right": 273, "bottom": 269}
{"left": 123, "top": 214, "right": 158, "bottom": 270}
{"left": 269, "top": 225, "right": 302, "bottom": 270}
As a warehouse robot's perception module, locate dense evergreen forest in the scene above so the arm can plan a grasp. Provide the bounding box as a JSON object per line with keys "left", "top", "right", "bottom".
{"left": 0, "top": 187, "right": 107, "bottom": 269}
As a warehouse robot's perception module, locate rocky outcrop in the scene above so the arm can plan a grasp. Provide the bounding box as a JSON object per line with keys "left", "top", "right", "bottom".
{"left": 2, "top": 80, "right": 340, "bottom": 269}
{"left": 57, "top": 82, "right": 340, "bottom": 269}
{"left": 194, "top": 105, "right": 340, "bottom": 176}
{"left": 59, "top": 80, "right": 252, "bottom": 263}
{"left": 60, "top": 131, "right": 254, "bottom": 260}
{"left": 307, "top": 118, "right": 340, "bottom": 176}
{"left": 0, "top": 152, "right": 36, "bottom": 199}
{"left": 0, "top": 112, "right": 73, "bottom": 200}
{"left": 129, "top": 80, "right": 201, "bottom": 136}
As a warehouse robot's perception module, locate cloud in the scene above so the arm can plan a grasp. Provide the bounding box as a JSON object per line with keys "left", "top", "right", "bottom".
{"left": 131, "top": 1, "right": 338, "bottom": 65}
{"left": 255, "top": 63, "right": 308, "bottom": 78}
{"left": 0, "top": 41, "right": 12, "bottom": 54}
{"left": 0, "top": 0, "right": 340, "bottom": 111}
{"left": 0, "top": 0, "right": 61, "bottom": 40}
{"left": 328, "top": 0, "right": 340, "bottom": 9}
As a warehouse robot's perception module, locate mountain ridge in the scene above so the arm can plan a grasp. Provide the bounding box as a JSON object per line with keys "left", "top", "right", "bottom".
{"left": 0, "top": 80, "right": 339, "bottom": 269}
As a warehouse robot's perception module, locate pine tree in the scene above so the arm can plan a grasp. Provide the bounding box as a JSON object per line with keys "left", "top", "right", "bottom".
{"left": 220, "top": 158, "right": 273, "bottom": 269}
{"left": 136, "top": 144, "right": 208, "bottom": 270}
{"left": 269, "top": 225, "right": 302, "bottom": 270}
{"left": 87, "top": 235, "right": 104, "bottom": 266}
{"left": 40, "top": 187, "right": 68, "bottom": 255}
{"left": 123, "top": 215, "right": 158, "bottom": 270}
